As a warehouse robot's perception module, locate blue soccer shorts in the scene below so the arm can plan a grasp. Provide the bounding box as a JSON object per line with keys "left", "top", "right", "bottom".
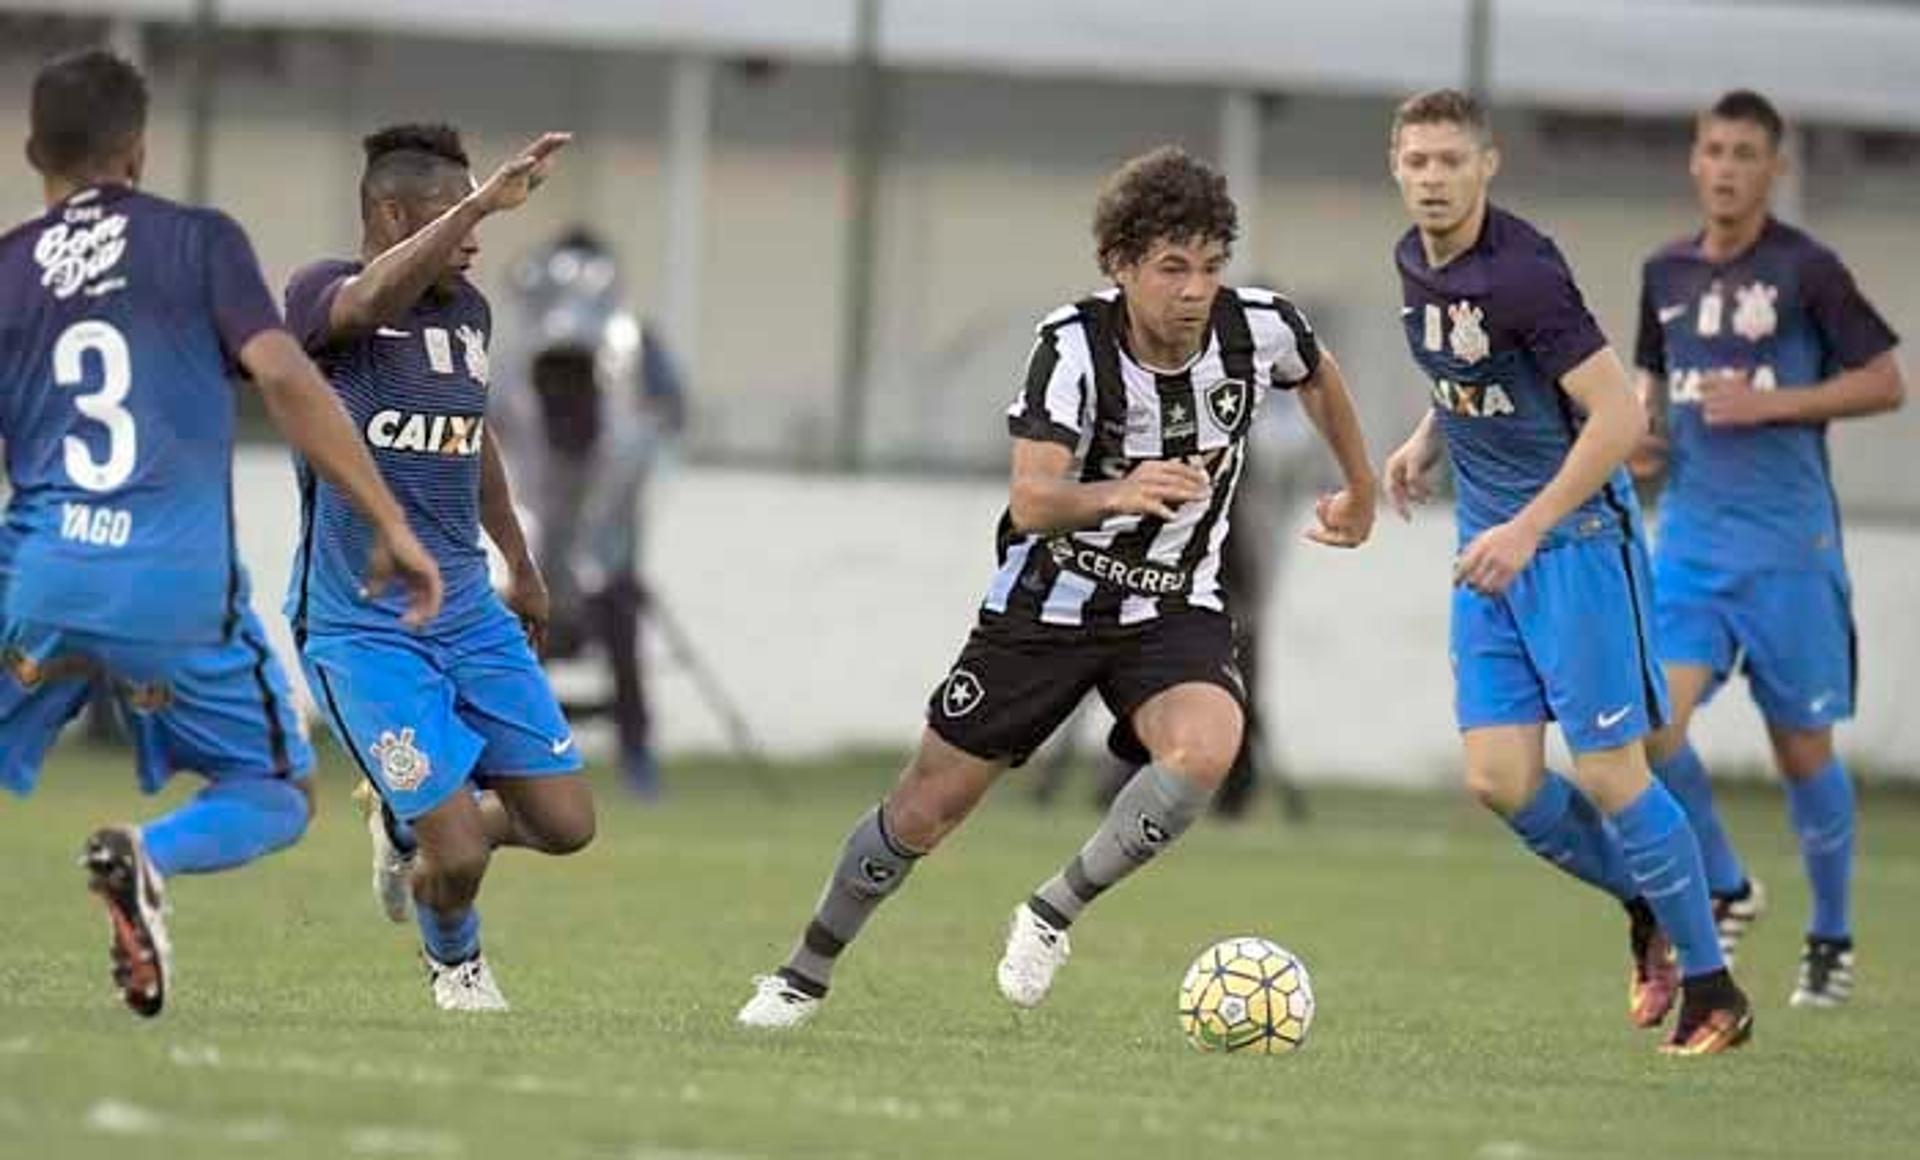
{"left": 0, "top": 609, "right": 313, "bottom": 796}
{"left": 1452, "top": 535, "right": 1670, "bottom": 753}
{"left": 301, "top": 605, "right": 581, "bottom": 822}
{"left": 1652, "top": 552, "right": 1855, "bottom": 731}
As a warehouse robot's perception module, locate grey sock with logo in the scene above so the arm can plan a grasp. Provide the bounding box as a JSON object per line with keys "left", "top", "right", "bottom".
{"left": 780, "top": 805, "right": 921, "bottom": 995}
{"left": 1031, "top": 762, "right": 1211, "bottom": 929}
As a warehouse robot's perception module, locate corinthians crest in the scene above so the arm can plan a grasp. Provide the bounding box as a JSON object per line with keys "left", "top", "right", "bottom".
{"left": 370, "top": 727, "right": 431, "bottom": 792}
{"left": 456, "top": 324, "right": 490, "bottom": 384}
{"left": 1731, "top": 282, "right": 1779, "bottom": 342}
{"left": 1447, "top": 301, "right": 1490, "bottom": 364}
{"left": 1205, "top": 377, "right": 1249, "bottom": 433}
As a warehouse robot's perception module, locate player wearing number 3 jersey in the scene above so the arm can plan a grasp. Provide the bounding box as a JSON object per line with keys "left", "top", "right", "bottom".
{"left": 0, "top": 50, "right": 439, "bottom": 1018}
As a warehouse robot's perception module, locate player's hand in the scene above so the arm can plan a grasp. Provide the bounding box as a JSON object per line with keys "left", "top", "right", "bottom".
{"left": 363, "top": 525, "right": 444, "bottom": 629}
{"left": 1383, "top": 436, "right": 1438, "bottom": 521}
{"left": 1304, "top": 483, "right": 1375, "bottom": 549}
{"left": 472, "top": 132, "right": 572, "bottom": 215}
{"left": 1453, "top": 518, "right": 1541, "bottom": 596}
{"left": 1700, "top": 369, "right": 1780, "bottom": 428}
{"left": 1107, "top": 459, "right": 1211, "bottom": 521}
{"left": 1627, "top": 430, "right": 1670, "bottom": 480}
{"left": 504, "top": 560, "right": 551, "bottom": 656}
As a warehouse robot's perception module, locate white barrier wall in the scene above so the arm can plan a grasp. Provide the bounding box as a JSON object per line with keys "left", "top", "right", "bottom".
{"left": 232, "top": 452, "right": 1920, "bottom": 785}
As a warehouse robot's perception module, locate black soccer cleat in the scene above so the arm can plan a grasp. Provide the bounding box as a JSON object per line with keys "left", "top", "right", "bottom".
{"left": 1660, "top": 969, "right": 1753, "bottom": 1056}
{"left": 1790, "top": 937, "right": 1855, "bottom": 1009}
{"left": 81, "top": 826, "right": 172, "bottom": 1018}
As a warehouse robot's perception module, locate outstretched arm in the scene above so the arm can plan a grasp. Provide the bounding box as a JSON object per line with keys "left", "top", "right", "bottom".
{"left": 320, "top": 133, "right": 572, "bottom": 344}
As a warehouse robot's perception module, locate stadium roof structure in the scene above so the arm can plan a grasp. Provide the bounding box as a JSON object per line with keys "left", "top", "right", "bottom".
{"left": 23, "top": 0, "right": 1920, "bottom": 131}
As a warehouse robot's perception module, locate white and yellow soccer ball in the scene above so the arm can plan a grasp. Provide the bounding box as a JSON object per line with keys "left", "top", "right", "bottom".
{"left": 1177, "top": 936, "right": 1314, "bottom": 1055}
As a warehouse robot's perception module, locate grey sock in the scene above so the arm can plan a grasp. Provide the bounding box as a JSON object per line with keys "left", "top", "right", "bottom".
{"left": 781, "top": 805, "right": 920, "bottom": 993}
{"left": 1031, "top": 762, "right": 1210, "bottom": 928}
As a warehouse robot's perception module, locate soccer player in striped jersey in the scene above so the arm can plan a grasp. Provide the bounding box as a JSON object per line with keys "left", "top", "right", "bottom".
{"left": 739, "top": 146, "right": 1377, "bottom": 1029}
{"left": 285, "top": 124, "right": 594, "bottom": 1012}
{"left": 1381, "top": 89, "right": 1750, "bottom": 1054}
{"left": 1, "top": 51, "right": 441, "bottom": 1017}
{"left": 1633, "top": 91, "right": 1903, "bottom": 1008}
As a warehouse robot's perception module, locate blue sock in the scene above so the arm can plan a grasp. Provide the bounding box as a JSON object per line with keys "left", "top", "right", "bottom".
{"left": 1651, "top": 742, "right": 1747, "bottom": 896}
{"left": 416, "top": 902, "right": 481, "bottom": 965}
{"left": 140, "top": 778, "right": 310, "bottom": 878}
{"left": 382, "top": 799, "right": 418, "bottom": 856}
{"left": 1611, "top": 782, "right": 1725, "bottom": 978}
{"left": 1505, "top": 771, "right": 1636, "bottom": 901}
{"left": 1785, "top": 758, "right": 1854, "bottom": 942}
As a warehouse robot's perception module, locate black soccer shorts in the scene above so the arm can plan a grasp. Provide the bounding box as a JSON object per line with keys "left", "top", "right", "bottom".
{"left": 924, "top": 609, "right": 1246, "bottom": 767}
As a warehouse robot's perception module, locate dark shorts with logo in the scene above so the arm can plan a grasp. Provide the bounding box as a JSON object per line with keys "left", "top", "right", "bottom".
{"left": 925, "top": 608, "right": 1245, "bottom": 767}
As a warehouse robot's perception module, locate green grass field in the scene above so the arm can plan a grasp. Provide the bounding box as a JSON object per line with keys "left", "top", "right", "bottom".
{"left": 2, "top": 746, "right": 1917, "bottom": 1159}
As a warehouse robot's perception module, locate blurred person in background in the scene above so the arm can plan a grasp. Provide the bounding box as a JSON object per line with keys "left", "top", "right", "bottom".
{"left": 493, "top": 227, "right": 688, "bottom": 799}
{"left": 1632, "top": 90, "right": 1904, "bottom": 1009}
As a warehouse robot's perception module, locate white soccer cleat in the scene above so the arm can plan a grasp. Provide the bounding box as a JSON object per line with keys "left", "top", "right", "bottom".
{"left": 354, "top": 781, "right": 414, "bottom": 924}
{"left": 736, "top": 974, "right": 822, "bottom": 1030}
{"left": 1712, "top": 878, "right": 1766, "bottom": 965}
{"left": 426, "top": 953, "right": 510, "bottom": 1012}
{"left": 996, "top": 903, "right": 1071, "bottom": 1009}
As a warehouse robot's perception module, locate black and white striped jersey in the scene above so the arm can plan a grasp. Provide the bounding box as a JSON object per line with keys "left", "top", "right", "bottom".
{"left": 985, "top": 285, "right": 1321, "bottom": 629}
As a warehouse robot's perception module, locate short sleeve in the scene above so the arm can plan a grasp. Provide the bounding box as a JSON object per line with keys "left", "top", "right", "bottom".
{"left": 283, "top": 259, "right": 356, "bottom": 354}
{"left": 1508, "top": 248, "right": 1608, "bottom": 383}
{"left": 1006, "top": 313, "right": 1088, "bottom": 446}
{"left": 1802, "top": 248, "right": 1898, "bottom": 370}
{"left": 1243, "top": 290, "right": 1322, "bottom": 389}
{"left": 200, "top": 211, "right": 282, "bottom": 361}
{"left": 1632, "top": 268, "right": 1666, "bottom": 375}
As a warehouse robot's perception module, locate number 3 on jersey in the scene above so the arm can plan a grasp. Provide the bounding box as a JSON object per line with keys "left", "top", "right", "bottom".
{"left": 53, "top": 319, "right": 137, "bottom": 493}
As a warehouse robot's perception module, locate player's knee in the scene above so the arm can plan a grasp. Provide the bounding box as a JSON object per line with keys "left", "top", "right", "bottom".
{"left": 881, "top": 788, "right": 959, "bottom": 852}
{"left": 884, "top": 774, "right": 977, "bottom": 851}
{"left": 1771, "top": 728, "right": 1833, "bottom": 781}
{"left": 1462, "top": 761, "right": 1530, "bottom": 816}
{"left": 538, "top": 804, "right": 596, "bottom": 856}
{"left": 887, "top": 740, "right": 994, "bottom": 849}
{"left": 1149, "top": 727, "right": 1241, "bottom": 787}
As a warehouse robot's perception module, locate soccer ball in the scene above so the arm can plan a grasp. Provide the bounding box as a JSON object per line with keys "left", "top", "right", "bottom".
{"left": 1177, "top": 936, "right": 1314, "bottom": 1055}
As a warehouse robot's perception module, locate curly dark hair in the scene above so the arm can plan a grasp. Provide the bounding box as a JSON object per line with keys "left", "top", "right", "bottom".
{"left": 1092, "top": 146, "right": 1238, "bottom": 276}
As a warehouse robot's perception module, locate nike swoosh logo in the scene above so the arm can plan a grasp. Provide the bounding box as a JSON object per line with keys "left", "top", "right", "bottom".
{"left": 376, "top": 327, "right": 411, "bottom": 338}
{"left": 1657, "top": 305, "right": 1687, "bottom": 324}
{"left": 1400, "top": 306, "right": 1417, "bottom": 317}
{"left": 1809, "top": 692, "right": 1837, "bottom": 714}
{"left": 550, "top": 736, "right": 576, "bottom": 756}
{"left": 1596, "top": 705, "right": 1633, "bottom": 729}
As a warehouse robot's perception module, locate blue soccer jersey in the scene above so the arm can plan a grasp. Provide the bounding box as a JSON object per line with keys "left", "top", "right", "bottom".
{"left": 0, "top": 185, "right": 282, "bottom": 643}
{"left": 1398, "top": 207, "right": 1665, "bottom": 749}
{"left": 283, "top": 261, "right": 494, "bottom": 637}
{"left": 1635, "top": 218, "right": 1898, "bottom": 572}
{"left": 1397, "top": 206, "right": 1643, "bottom": 548}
